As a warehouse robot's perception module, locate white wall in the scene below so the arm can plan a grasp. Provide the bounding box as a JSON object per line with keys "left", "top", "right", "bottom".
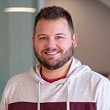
{"left": 45, "top": 0, "right": 110, "bottom": 73}
{"left": 99, "top": 0, "right": 110, "bottom": 8}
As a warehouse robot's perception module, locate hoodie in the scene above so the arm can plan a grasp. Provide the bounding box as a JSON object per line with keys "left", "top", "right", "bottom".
{"left": 0, "top": 57, "right": 110, "bottom": 110}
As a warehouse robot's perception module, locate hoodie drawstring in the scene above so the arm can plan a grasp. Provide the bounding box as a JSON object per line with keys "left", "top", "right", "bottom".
{"left": 66, "top": 79, "right": 70, "bottom": 110}
{"left": 37, "top": 79, "right": 70, "bottom": 110}
{"left": 37, "top": 81, "right": 41, "bottom": 110}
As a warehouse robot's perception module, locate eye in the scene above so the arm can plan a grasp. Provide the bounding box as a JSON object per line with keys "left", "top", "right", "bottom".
{"left": 39, "top": 37, "right": 46, "bottom": 40}
{"left": 56, "top": 35, "right": 64, "bottom": 40}
{"left": 39, "top": 36, "right": 48, "bottom": 41}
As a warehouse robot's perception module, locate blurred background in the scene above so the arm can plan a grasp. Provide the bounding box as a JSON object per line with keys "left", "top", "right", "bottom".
{"left": 0, "top": 0, "right": 110, "bottom": 99}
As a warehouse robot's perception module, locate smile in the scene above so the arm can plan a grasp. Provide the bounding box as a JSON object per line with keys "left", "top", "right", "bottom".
{"left": 46, "top": 51, "right": 59, "bottom": 55}
{"left": 45, "top": 51, "right": 60, "bottom": 56}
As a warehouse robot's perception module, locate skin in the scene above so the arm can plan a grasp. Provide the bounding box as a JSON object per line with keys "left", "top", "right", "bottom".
{"left": 32, "top": 18, "right": 77, "bottom": 79}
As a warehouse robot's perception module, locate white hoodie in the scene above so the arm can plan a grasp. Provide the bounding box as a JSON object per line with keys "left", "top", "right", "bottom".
{"left": 0, "top": 57, "right": 110, "bottom": 110}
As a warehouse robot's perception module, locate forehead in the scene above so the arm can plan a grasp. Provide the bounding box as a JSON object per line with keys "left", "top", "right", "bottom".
{"left": 36, "top": 18, "right": 68, "bottom": 27}
{"left": 35, "top": 18, "right": 71, "bottom": 35}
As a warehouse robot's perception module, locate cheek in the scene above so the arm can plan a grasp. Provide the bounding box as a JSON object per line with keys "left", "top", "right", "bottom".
{"left": 60, "top": 42, "right": 72, "bottom": 51}
{"left": 33, "top": 41, "right": 42, "bottom": 51}
{"left": 35, "top": 44, "right": 43, "bottom": 52}
{"left": 63, "top": 39, "right": 73, "bottom": 47}
{"left": 33, "top": 38, "right": 47, "bottom": 53}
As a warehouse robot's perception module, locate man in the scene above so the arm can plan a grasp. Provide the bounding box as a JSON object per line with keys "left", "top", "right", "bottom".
{"left": 0, "top": 6, "right": 110, "bottom": 110}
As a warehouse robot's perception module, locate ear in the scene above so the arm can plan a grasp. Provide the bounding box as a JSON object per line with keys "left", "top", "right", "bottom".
{"left": 32, "top": 36, "right": 35, "bottom": 47}
{"left": 72, "top": 33, "right": 77, "bottom": 48}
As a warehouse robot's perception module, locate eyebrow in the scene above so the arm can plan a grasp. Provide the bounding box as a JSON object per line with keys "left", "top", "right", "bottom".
{"left": 36, "top": 33, "right": 66, "bottom": 38}
{"left": 36, "top": 34, "right": 47, "bottom": 37}
{"left": 55, "top": 33, "right": 66, "bottom": 36}
{"left": 55, "top": 33, "right": 65, "bottom": 35}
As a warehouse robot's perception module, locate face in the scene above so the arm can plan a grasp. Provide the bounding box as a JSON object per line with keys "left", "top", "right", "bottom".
{"left": 32, "top": 18, "right": 77, "bottom": 70}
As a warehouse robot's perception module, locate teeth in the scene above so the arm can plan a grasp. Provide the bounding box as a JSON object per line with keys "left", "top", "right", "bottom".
{"left": 47, "top": 52, "right": 58, "bottom": 55}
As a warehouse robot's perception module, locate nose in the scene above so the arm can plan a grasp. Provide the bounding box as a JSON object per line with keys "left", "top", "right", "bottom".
{"left": 47, "top": 38, "right": 56, "bottom": 49}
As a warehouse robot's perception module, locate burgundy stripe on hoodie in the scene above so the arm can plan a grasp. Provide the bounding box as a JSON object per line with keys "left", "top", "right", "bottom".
{"left": 8, "top": 102, "right": 96, "bottom": 110}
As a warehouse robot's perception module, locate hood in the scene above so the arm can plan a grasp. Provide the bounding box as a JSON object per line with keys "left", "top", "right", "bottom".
{"left": 67, "top": 57, "right": 91, "bottom": 80}
{"left": 30, "top": 57, "right": 91, "bottom": 84}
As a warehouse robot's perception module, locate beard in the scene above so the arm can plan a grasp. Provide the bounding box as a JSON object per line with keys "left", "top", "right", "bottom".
{"left": 33, "top": 44, "right": 74, "bottom": 70}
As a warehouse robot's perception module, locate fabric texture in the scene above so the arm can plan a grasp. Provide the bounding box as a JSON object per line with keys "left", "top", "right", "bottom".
{"left": 0, "top": 57, "right": 110, "bottom": 110}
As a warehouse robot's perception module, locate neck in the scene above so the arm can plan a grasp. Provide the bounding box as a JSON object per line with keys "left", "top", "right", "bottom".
{"left": 41, "top": 59, "right": 72, "bottom": 80}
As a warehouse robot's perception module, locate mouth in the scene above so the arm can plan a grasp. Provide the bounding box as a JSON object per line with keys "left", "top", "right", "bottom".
{"left": 43, "top": 49, "right": 60, "bottom": 57}
{"left": 45, "top": 51, "right": 59, "bottom": 55}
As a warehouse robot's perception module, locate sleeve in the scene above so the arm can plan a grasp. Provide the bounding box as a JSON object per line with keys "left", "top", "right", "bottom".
{"left": 0, "top": 88, "right": 8, "bottom": 110}
{"left": 0, "top": 78, "right": 13, "bottom": 110}
{"left": 97, "top": 78, "right": 110, "bottom": 110}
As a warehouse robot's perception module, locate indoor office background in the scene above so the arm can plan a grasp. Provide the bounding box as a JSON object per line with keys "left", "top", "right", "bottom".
{"left": 0, "top": 0, "right": 110, "bottom": 99}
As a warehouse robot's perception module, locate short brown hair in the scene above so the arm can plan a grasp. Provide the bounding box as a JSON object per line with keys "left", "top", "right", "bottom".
{"left": 33, "top": 6, "right": 74, "bottom": 36}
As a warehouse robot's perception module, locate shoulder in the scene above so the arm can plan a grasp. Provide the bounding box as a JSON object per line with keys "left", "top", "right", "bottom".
{"left": 5, "top": 68, "right": 35, "bottom": 90}
{"left": 4, "top": 72, "right": 29, "bottom": 92}
{"left": 8, "top": 72, "right": 29, "bottom": 84}
{"left": 2, "top": 70, "right": 35, "bottom": 96}
{"left": 89, "top": 71, "right": 109, "bottom": 83}
{"left": 7, "top": 66, "right": 37, "bottom": 85}
{"left": 83, "top": 70, "right": 110, "bottom": 92}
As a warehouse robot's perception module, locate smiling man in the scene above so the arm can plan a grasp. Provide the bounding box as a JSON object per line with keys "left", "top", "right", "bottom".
{"left": 0, "top": 6, "right": 110, "bottom": 110}
{"left": 33, "top": 18, "right": 77, "bottom": 72}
